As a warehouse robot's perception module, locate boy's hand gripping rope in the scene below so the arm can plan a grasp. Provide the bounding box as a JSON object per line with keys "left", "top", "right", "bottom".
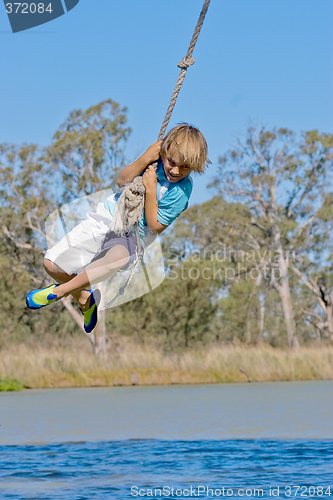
{"left": 104, "top": 0, "right": 211, "bottom": 308}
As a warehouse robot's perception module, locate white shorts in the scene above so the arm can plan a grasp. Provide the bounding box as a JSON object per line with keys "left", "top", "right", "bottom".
{"left": 44, "top": 203, "right": 138, "bottom": 275}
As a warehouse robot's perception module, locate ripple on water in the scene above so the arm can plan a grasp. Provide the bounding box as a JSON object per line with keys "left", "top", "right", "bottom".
{"left": 0, "top": 440, "right": 332, "bottom": 499}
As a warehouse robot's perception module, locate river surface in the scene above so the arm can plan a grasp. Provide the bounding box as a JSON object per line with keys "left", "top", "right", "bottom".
{"left": 0, "top": 382, "right": 332, "bottom": 499}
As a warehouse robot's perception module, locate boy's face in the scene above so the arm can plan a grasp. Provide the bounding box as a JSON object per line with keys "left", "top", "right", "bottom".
{"left": 162, "top": 149, "right": 192, "bottom": 183}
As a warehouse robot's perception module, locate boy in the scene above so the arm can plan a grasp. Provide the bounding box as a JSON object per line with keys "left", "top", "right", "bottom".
{"left": 26, "top": 123, "right": 209, "bottom": 333}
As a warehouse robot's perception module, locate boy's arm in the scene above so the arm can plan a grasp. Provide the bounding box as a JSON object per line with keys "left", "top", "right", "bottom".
{"left": 117, "top": 141, "right": 162, "bottom": 188}
{"left": 143, "top": 165, "right": 168, "bottom": 234}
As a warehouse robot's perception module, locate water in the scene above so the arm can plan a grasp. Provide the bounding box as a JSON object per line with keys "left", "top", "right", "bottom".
{"left": 0, "top": 382, "right": 332, "bottom": 499}
{"left": 1, "top": 440, "right": 332, "bottom": 499}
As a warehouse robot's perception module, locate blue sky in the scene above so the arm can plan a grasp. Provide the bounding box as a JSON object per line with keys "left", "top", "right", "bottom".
{"left": 1, "top": 0, "right": 333, "bottom": 205}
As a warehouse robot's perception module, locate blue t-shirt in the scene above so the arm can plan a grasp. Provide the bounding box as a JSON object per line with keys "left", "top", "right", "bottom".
{"left": 104, "top": 159, "right": 193, "bottom": 239}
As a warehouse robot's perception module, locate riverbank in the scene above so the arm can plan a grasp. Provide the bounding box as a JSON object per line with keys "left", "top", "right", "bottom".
{"left": 1, "top": 341, "right": 332, "bottom": 389}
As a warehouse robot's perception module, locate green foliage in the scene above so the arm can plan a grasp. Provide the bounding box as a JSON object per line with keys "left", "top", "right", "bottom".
{"left": 111, "top": 258, "right": 217, "bottom": 350}
{"left": 0, "top": 376, "right": 24, "bottom": 391}
{"left": 46, "top": 99, "right": 131, "bottom": 200}
{"left": 1, "top": 112, "right": 332, "bottom": 351}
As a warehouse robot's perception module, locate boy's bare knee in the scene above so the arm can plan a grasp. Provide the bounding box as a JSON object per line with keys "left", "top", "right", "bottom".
{"left": 44, "top": 258, "right": 64, "bottom": 275}
{"left": 43, "top": 258, "right": 54, "bottom": 273}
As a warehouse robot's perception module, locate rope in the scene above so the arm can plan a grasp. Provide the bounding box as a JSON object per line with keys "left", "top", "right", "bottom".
{"left": 157, "top": 0, "right": 211, "bottom": 141}
{"left": 105, "top": 0, "right": 211, "bottom": 308}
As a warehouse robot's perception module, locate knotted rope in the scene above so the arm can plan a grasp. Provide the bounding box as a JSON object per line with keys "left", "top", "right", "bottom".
{"left": 109, "top": 0, "right": 211, "bottom": 237}
{"left": 109, "top": 176, "right": 145, "bottom": 235}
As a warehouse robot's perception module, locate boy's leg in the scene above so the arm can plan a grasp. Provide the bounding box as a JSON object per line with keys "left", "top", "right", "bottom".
{"left": 49, "top": 244, "right": 130, "bottom": 301}
{"left": 44, "top": 259, "right": 91, "bottom": 311}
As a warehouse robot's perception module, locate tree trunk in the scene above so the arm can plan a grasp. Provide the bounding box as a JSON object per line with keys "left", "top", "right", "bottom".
{"left": 255, "top": 273, "right": 265, "bottom": 343}
{"left": 94, "top": 307, "right": 107, "bottom": 357}
{"left": 271, "top": 220, "right": 299, "bottom": 349}
{"left": 62, "top": 295, "right": 84, "bottom": 330}
{"left": 93, "top": 282, "right": 108, "bottom": 358}
{"left": 62, "top": 288, "right": 108, "bottom": 356}
{"left": 278, "top": 277, "right": 299, "bottom": 349}
{"left": 62, "top": 295, "right": 95, "bottom": 348}
{"left": 326, "top": 292, "right": 333, "bottom": 343}
{"left": 245, "top": 300, "right": 252, "bottom": 343}
{"left": 257, "top": 292, "right": 265, "bottom": 343}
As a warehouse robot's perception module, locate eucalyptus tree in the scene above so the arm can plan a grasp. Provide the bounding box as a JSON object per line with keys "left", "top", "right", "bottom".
{"left": 211, "top": 127, "right": 333, "bottom": 349}
{"left": 0, "top": 99, "right": 131, "bottom": 353}
{"left": 163, "top": 196, "right": 277, "bottom": 345}
{"left": 0, "top": 143, "right": 48, "bottom": 275}
{"left": 0, "top": 143, "right": 61, "bottom": 343}
{"left": 46, "top": 99, "right": 130, "bottom": 201}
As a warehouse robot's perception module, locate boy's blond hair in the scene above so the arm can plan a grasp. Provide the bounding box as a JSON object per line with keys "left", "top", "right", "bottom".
{"left": 161, "top": 123, "right": 209, "bottom": 173}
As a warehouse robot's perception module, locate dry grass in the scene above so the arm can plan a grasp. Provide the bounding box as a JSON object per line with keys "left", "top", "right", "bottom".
{"left": 0, "top": 340, "right": 332, "bottom": 389}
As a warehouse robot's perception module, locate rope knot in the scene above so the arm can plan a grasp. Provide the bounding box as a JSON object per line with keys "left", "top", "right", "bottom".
{"left": 177, "top": 56, "right": 195, "bottom": 69}
{"left": 109, "top": 176, "right": 145, "bottom": 236}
